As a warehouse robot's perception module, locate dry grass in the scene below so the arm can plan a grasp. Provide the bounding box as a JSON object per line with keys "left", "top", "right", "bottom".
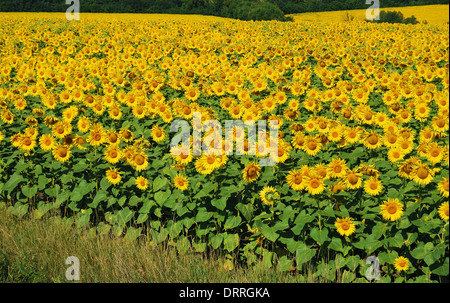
{"left": 0, "top": 204, "right": 338, "bottom": 283}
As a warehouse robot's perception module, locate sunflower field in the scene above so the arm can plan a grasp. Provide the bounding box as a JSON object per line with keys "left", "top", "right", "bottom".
{"left": 0, "top": 14, "right": 448, "bottom": 283}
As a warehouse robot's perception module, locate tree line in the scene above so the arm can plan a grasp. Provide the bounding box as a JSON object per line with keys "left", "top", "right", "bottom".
{"left": 0, "top": 0, "right": 448, "bottom": 21}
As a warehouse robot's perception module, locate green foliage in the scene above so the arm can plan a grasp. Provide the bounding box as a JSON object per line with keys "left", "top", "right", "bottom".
{"left": 1, "top": 0, "right": 447, "bottom": 19}
{"left": 370, "top": 10, "right": 420, "bottom": 24}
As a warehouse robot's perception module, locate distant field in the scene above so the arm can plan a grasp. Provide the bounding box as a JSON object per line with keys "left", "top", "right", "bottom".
{"left": 288, "top": 4, "right": 449, "bottom": 24}
{"left": 0, "top": 12, "right": 232, "bottom": 22}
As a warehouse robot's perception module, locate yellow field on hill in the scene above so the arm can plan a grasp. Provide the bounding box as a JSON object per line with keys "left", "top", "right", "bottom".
{"left": 288, "top": 4, "right": 449, "bottom": 25}
{"left": 0, "top": 12, "right": 232, "bottom": 22}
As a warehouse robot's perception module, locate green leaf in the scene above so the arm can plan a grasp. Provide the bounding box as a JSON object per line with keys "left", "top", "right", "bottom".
{"left": 277, "top": 256, "right": 293, "bottom": 272}
{"left": 209, "top": 233, "right": 223, "bottom": 249}
{"left": 193, "top": 242, "right": 207, "bottom": 253}
{"left": 310, "top": 227, "right": 329, "bottom": 245}
{"left": 236, "top": 202, "right": 254, "bottom": 221}
{"left": 124, "top": 227, "right": 142, "bottom": 242}
{"left": 328, "top": 237, "right": 343, "bottom": 252}
{"left": 364, "top": 234, "right": 383, "bottom": 254}
{"left": 389, "top": 232, "right": 404, "bottom": 248}
{"left": 211, "top": 196, "right": 227, "bottom": 211}
{"left": 295, "top": 244, "right": 316, "bottom": 266}
{"left": 99, "top": 177, "right": 112, "bottom": 191}
{"left": 76, "top": 210, "right": 92, "bottom": 229}
{"left": 411, "top": 242, "right": 434, "bottom": 260}
{"left": 431, "top": 257, "right": 449, "bottom": 276}
{"left": 88, "top": 190, "right": 107, "bottom": 208}
{"left": 154, "top": 190, "right": 171, "bottom": 207}
{"left": 195, "top": 208, "right": 213, "bottom": 222}
{"left": 223, "top": 233, "right": 240, "bottom": 252}
{"left": 153, "top": 176, "right": 168, "bottom": 192}
{"left": 21, "top": 184, "right": 38, "bottom": 199}
{"left": 224, "top": 215, "right": 242, "bottom": 230}
{"left": 136, "top": 213, "right": 148, "bottom": 224}
{"left": 167, "top": 221, "right": 183, "bottom": 239}
{"left": 3, "top": 173, "right": 25, "bottom": 194}
{"left": 37, "top": 175, "right": 50, "bottom": 190}
{"left": 193, "top": 182, "right": 217, "bottom": 199}
{"left": 8, "top": 202, "right": 29, "bottom": 218}
{"left": 260, "top": 224, "right": 279, "bottom": 242}
{"left": 116, "top": 207, "right": 134, "bottom": 227}
{"left": 377, "top": 250, "right": 398, "bottom": 265}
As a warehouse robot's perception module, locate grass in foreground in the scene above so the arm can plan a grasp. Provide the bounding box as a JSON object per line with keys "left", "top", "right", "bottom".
{"left": 0, "top": 205, "right": 340, "bottom": 283}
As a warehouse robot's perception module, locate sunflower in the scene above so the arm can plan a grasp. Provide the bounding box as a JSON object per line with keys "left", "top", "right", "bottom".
{"left": 437, "top": 178, "right": 449, "bottom": 198}
{"left": 364, "top": 176, "right": 383, "bottom": 196}
{"left": 327, "top": 158, "right": 348, "bottom": 179}
{"left": 272, "top": 143, "right": 290, "bottom": 164}
{"left": 185, "top": 86, "right": 200, "bottom": 101}
{"left": 39, "top": 134, "right": 55, "bottom": 150}
{"left": 88, "top": 125, "right": 105, "bottom": 147}
{"left": 62, "top": 106, "right": 78, "bottom": 123}
{"left": 52, "top": 121, "right": 72, "bottom": 139}
{"left": 380, "top": 198, "right": 404, "bottom": 221}
{"left": 393, "top": 256, "right": 410, "bottom": 272}
{"left": 431, "top": 115, "right": 448, "bottom": 133}
{"left": 135, "top": 176, "right": 149, "bottom": 191}
{"left": 104, "top": 145, "right": 122, "bottom": 164}
{"left": 383, "top": 131, "right": 399, "bottom": 149}
{"left": 132, "top": 105, "right": 147, "bottom": 119}
{"left": 105, "top": 168, "right": 121, "bottom": 185}
{"left": 438, "top": 202, "right": 449, "bottom": 221}
{"left": 419, "top": 126, "right": 435, "bottom": 142}
{"left": 106, "top": 130, "right": 120, "bottom": 145}
{"left": 397, "top": 138, "right": 414, "bottom": 155}
{"left": 131, "top": 151, "right": 149, "bottom": 172}
{"left": 259, "top": 186, "right": 279, "bottom": 206}
{"left": 173, "top": 174, "right": 189, "bottom": 191}
{"left": 286, "top": 169, "right": 305, "bottom": 191}
{"left": 291, "top": 132, "right": 305, "bottom": 149}
{"left": 196, "top": 154, "right": 220, "bottom": 174}
{"left": 334, "top": 217, "right": 356, "bottom": 237}
{"left": 387, "top": 147, "right": 405, "bottom": 163}
{"left": 25, "top": 116, "right": 38, "bottom": 127}
{"left": 327, "top": 126, "right": 344, "bottom": 143}
{"left": 0, "top": 131, "right": 3, "bottom": 143}
{"left": 414, "top": 102, "right": 430, "bottom": 122}
{"left": 304, "top": 175, "right": 325, "bottom": 195}
{"left": 171, "top": 145, "right": 193, "bottom": 165}
{"left": 52, "top": 144, "right": 71, "bottom": 163}
{"left": 18, "top": 135, "right": 36, "bottom": 151}
{"left": 411, "top": 163, "right": 434, "bottom": 185}
{"left": 426, "top": 142, "right": 444, "bottom": 165}
{"left": 119, "top": 128, "right": 134, "bottom": 143}
{"left": 243, "top": 162, "right": 261, "bottom": 183}
{"left": 151, "top": 125, "right": 166, "bottom": 143}
{"left": 108, "top": 104, "right": 123, "bottom": 120}
{"left": 363, "top": 131, "right": 383, "bottom": 150}
{"left": 62, "top": 135, "right": 75, "bottom": 147}
{"left": 343, "top": 170, "right": 363, "bottom": 190}
{"left": 343, "top": 126, "right": 362, "bottom": 144}
{"left": 77, "top": 116, "right": 91, "bottom": 133}
{"left": 302, "top": 136, "right": 322, "bottom": 156}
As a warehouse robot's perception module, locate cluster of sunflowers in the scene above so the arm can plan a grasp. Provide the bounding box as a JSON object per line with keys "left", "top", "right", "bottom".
{"left": 0, "top": 15, "right": 448, "bottom": 281}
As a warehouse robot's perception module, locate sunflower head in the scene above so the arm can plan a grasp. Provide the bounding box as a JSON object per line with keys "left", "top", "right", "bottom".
{"left": 259, "top": 186, "right": 279, "bottom": 206}
{"left": 380, "top": 198, "right": 404, "bottom": 221}
{"left": 334, "top": 217, "right": 356, "bottom": 237}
